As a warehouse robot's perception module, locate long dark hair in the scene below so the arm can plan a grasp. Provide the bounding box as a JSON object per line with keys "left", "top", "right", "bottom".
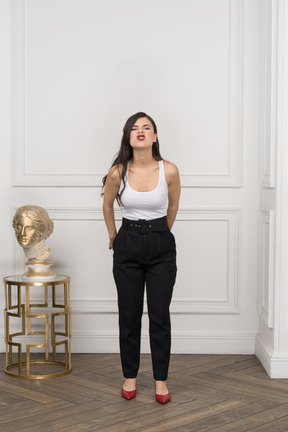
{"left": 102, "top": 112, "right": 163, "bottom": 205}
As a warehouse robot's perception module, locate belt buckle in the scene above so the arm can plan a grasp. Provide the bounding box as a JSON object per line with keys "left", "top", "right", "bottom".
{"left": 137, "top": 221, "right": 149, "bottom": 234}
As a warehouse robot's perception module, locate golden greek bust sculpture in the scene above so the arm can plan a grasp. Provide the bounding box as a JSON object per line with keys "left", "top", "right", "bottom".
{"left": 12, "top": 205, "right": 56, "bottom": 279}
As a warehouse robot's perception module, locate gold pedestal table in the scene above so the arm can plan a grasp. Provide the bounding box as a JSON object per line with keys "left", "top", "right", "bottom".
{"left": 3, "top": 275, "right": 71, "bottom": 379}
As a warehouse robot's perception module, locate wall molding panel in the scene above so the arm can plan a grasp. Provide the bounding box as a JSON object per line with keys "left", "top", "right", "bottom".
{"left": 11, "top": 0, "right": 243, "bottom": 188}
{"left": 259, "top": 209, "right": 275, "bottom": 328}
{"left": 48, "top": 206, "right": 239, "bottom": 315}
{"left": 260, "top": 0, "right": 278, "bottom": 188}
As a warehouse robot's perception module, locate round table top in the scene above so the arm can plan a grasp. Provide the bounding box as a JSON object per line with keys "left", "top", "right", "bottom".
{"left": 3, "top": 275, "right": 70, "bottom": 285}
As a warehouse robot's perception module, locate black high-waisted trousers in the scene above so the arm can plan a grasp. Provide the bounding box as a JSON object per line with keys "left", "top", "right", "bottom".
{"left": 113, "top": 216, "right": 177, "bottom": 381}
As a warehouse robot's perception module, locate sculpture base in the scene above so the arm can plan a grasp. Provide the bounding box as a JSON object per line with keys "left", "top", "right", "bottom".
{"left": 23, "top": 262, "right": 56, "bottom": 281}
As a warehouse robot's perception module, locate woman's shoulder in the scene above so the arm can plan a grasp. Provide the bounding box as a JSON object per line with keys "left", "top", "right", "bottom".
{"left": 163, "top": 160, "right": 179, "bottom": 178}
{"left": 163, "top": 160, "right": 180, "bottom": 186}
{"left": 108, "top": 164, "right": 123, "bottom": 185}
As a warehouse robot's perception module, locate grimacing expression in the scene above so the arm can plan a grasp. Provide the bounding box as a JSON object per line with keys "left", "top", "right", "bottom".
{"left": 129, "top": 117, "right": 157, "bottom": 149}
{"left": 15, "top": 215, "right": 42, "bottom": 247}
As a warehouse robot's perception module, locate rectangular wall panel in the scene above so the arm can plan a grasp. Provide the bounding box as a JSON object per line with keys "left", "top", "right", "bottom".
{"left": 260, "top": 0, "right": 277, "bottom": 188}
{"left": 259, "top": 209, "right": 275, "bottom": 328}
{"left": 12, "top": 0, "right": 243, "bottom": 187}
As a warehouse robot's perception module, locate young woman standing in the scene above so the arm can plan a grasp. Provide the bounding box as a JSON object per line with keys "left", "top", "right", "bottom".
{"left": 102, "top": 112, "right": 180, "bottom": 403}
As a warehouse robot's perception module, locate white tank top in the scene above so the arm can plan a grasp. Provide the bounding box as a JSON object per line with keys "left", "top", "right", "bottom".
{"left": 120, "top": 160, "right": 168, "bottom": 221}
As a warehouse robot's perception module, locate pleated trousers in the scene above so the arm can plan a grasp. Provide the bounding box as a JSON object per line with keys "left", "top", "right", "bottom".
{"left": 113, "top": 216, "right": 177, "bottom": 381}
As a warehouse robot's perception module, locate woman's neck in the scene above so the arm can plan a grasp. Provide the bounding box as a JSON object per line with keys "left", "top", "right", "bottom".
{"left": 130, "top": 149, "right": 156, "bottom": 168}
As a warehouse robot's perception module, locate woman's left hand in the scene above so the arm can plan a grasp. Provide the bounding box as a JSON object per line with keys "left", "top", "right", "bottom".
{"left": 109, "top": 236, "right": 116, "bottom": 250}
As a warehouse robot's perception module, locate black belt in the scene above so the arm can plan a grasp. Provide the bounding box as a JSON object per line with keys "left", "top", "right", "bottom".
{"left": 122, "top": 216, "right": 167, "bottom": 233}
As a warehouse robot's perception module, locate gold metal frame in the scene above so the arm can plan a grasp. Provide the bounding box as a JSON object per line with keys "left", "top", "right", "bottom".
{"left": 3, "top": 275, "right": 71, "bottom": 379}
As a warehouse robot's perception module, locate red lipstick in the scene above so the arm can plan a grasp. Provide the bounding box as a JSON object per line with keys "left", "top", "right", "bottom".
{"left": 137, "top": 134, "right": 145, "bottom": 141}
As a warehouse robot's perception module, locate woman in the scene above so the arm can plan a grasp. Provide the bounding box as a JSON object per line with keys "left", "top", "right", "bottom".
{"left": 102, "top": 112, "right": 180, "bottom": 403}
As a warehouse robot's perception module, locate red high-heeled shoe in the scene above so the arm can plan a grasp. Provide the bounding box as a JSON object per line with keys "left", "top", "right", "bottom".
{"left": 155, "top": 382, "right": 171, "bottom": 404}
{"left": 121, "top": 383, "right": 137, "bottom": 400}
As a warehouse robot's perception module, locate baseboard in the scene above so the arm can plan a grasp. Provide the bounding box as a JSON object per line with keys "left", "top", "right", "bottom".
{"left": 171, "top": 332, "right": 256, "bottom": 354}
{"left": 0, "top": 331, "right": 256, "bottom": 355}
{"left": 255, "top": 334, "right": 273, "bottom": 376}
{"left": 255, "top": 334, "right": 288, "bottom": 378}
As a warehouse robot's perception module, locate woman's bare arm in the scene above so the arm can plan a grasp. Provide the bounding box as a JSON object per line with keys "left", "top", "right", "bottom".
{"left": 164, "top": 161, "right": 181, "bottom": 230}
{"left": 103, "top": 166, "right": 121, "bottom": 249}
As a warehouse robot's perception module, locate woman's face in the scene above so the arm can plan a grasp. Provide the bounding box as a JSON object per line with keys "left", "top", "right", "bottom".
{"left": 129, "top": 117, "right": 157, "bottom": 150}
{"left": 14, "top": 215, "right": 42, "bottom": 248}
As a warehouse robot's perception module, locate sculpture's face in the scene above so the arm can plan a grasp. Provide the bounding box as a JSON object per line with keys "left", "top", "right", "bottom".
{"left": 14, "top": 215, "right": 42, "bottom": 248}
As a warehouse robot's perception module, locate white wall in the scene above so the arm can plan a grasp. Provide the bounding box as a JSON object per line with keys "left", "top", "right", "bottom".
{"left": 256, "top": 0, "right": 288, "bottom": 378}
{"left": 0, "top": 0, "right": 262, "bottom": 355}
